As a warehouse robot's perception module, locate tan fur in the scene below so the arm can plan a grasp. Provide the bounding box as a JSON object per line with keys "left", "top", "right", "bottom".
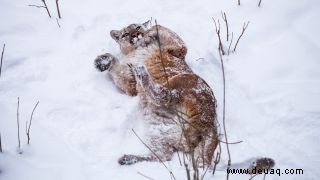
{"left": 95, "top": 23, "right": 218, "bottom": 166}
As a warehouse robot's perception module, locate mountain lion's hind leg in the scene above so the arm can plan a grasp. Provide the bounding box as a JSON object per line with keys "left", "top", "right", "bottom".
{"left": 118, "top": 138, "right": 175, "bottom": 165}
{"left": 145, "top": 26, "right": 187, "bottom": 59}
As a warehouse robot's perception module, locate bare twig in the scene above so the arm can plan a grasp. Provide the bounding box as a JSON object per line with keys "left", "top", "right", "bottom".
{"left": 28, "top": 4, "right": 46, "bottom": 8}
{"left": 200, "top": 166, "right": 210, "bottom": 180}
{"left": 17, "top": 97, "right": 21, "bottom": 152}
{"left": 0, "top": 44, "right": 5, "bottom": 77}
{"left": 249, "top": 174, "right": 259, "bottom": 180}
{"left": 221, "top": 12, "right": 229, "bottom": 42}
{"left": 184, "top": 163, "right": 191, "bottom": 180}
{"left": 227, "top": 33, "right": 233, "bottom": 55}
{"left": 132, "top": 129, "right": 176, "bottom": 180}
{"left": 258, "top": 0, "right": 262, "bottom": 7}
{"left": 212, "top": 18, "right": 225, "bottom": 55}
{"left": 220, "top": 41, "right": 231, "bottom": 180}
{"left": 212, "top": 124, "right": 222, "bottom": 175}
{"left": 0, "top": 132, "right": 2, "bottom": 153}
{"left": 41, "top": 0, "right": 51, "bottom": 18}
{"left": 26, "top": 101, "right": 39, "bottom": 145}
{"left": 29, "top": 0, "right": 51, "bottom": 18}
{"left": 212, "top": 151, "right": 220, "bottom": 174}
{"left": 238, "top": 0, "right": 241, "bottom": 6}
{"left": 56, "top": 18, "right": 61, "bottom": 28}
{"left": 263, "top": 172, "right": 267, "bottom": 180}
{"left": 219, "top": 139, "right": 243, "bottom": 145}
{"left": 25, "top": 121, "right": 28, "bottom": 140}
{"left": 213, "top": 17, "right": 232, "bottom": 180}
{"left": 195, "top": 57, "right": 204, "bottom": 61}
{"left": 137, "top": 172, "right": 154, "bottom": 180}
{"left": 55, "top": 0, "right": 61, "bottom": 19}
{"left": 175, "top": 150, "right": 183, "bottom": 166}
{"left": 233, "top": 21, "right": 250, "bottom": 52}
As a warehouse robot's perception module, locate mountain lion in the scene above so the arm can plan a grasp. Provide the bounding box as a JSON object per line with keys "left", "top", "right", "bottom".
{"left": 94, "top": 21, "right": 274, "bottom": 171}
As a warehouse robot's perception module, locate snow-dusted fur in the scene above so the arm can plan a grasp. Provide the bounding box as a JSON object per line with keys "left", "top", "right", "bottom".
{"left": 95, "top": 23, "right": 219, "bottom": 166}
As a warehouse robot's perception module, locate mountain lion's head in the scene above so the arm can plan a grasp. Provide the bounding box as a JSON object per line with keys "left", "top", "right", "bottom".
{"left": 110, "top": 21, "right": 151, "bottom": 55}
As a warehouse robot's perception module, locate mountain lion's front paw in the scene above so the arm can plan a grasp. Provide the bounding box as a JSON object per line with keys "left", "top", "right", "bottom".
{"left": 94, "top": 53, "right": 116, "bottom": 72}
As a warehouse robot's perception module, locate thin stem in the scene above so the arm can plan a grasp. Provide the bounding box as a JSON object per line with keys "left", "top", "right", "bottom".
{"left": 0, "top": 44, "right": 5, "bottom": 77}
{"left": 27, "top": 101, "right": 39, "bottom": 144}
{"left": 56, "top": 18, "right": 61, "bottom": 28}
{"left": 212, "top": 18, "right": 225, "bottom": 55}
{"left": 219, "top": 47, "right": 231, "bottom": 180}
{"left": 184, "top": 163, "right": 191, "bottom": 180}
{"left": 233, "top": 21, "right": 250, "bottom": 52}
{"left": 41, "top": 0, "right": 51, "bottom": 18}
{"left": 0, "top": 132, "right": 2, "bottom": 153}
{"left": 212, "top": 141, "right": 221, "bottom": 175}
{"left": 213, "top": 17, "right": 232, "bottom": 180}
{"left": 228, "top": 32, "right": 233, "bottom": 55}
{"left": 56, "top": 0, "right": 61, "bottom": 19}
{"left": 17, "top": 97, "right": 21, "bottom": 151}
{"left": 221, "top": 12, "right": 229, "bottom": 42}
{"left": 137, "top": 172, "right": 154, "bottom": 180}
{"left": 219, "top": 139, "right": 242, "bottom": 145}
{"left": 28, "top": 5, "right": 46, "bottom": 8}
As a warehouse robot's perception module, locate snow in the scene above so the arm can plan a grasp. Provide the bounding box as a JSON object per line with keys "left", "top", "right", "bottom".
{"left": 0, "top": 0, "right": 319, "bottom": 180}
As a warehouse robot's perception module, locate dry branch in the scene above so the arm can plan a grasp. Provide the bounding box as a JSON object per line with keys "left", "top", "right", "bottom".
{"left": 212, "top": 151, "right": 220, "bottom": 172}
{"left": 249, "top": 173, "right": 258, "bottom": 180}
{"left": 41, "top": 0, "right": 51, "bottom": 18}
{"left": 219, "top": 139, "right": 243, "bottom": 145}
{"left": 0, "top": 132, "right": 2, "bottom": 153}
{"left": 56, "top": 0, "right": 61, "bottom": 19}
{"left": 184, "top": 163, "right": 191, "bottom": 180}
{"left": 212, "top": 18, "right": 225, "bottom": 55}
{"left": 29, "top": 0, "right": 51, "bottom": 18}
{"left": 238, "top": 0, "right": 241, "bottom": 6}
{"left": 263, "top": 172, "right": 267, "bottom": 180}
{"left": 17, "top": 97, "right": 21, "bottom": 153}
{"left": 195, "top": 57, "right": 204, "bottom": 61}
{"left": 221, "top": 12, "right": 229, "bottom": 42}
{"left": 228, "top": 33, "right": 233, "bottom": 55}
{"left": 200, "top": 166, "right": 210, "bottom": 180}
{"left": 26, "top": 101, "right": 39, "bottom": 145}
{"left": 28, "top": 5, "right": 46, "bottom": 8}
{"left": 137, "top": 172, "right": 154, "bottom": 180}
{"left": 258, "top": 0, "right": 262, "bottom": 7}
{"left": 0, "top": 44, "right": 5, "bottom": 77}
{"left": 56, "top": 18, "right": 61, "bottom": 28}
{"left": 233, "top": 21, "right": 250, "bottom": 52}
{"left": 213, "top": 17, "right": 232, "bottom": 180}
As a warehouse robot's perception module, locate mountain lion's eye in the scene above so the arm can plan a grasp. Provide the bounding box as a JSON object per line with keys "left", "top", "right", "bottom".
{"left": 122, "top": 33, "right": 130, "bottom": 38}
{"left": 136, "top": 26, "right": 141, "bottom": 30}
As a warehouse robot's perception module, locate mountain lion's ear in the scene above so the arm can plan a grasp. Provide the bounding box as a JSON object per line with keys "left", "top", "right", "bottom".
{"left": 142, "top": 20, "right": 152, "bottom": 29}
{"left": 110, "top": 30, "right": 120, "bottom": 41}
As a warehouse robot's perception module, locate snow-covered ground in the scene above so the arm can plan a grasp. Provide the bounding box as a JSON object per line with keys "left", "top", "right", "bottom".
{"left": 0, "top": 0, "right": 319, "bottom": 179}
